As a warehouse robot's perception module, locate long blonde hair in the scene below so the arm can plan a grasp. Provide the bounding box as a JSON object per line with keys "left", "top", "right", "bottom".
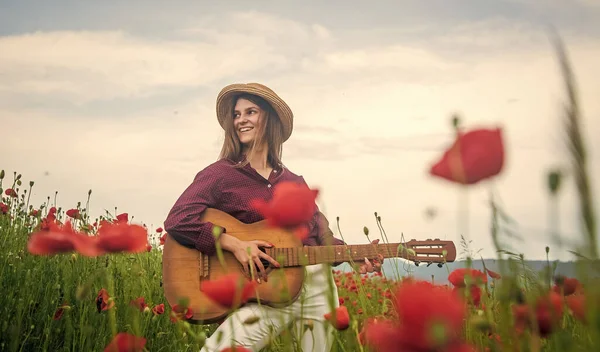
{"left": 218, "top": 93, "right": 285, "bottom": 169}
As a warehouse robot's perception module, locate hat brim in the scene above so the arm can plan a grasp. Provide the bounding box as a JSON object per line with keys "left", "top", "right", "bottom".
{"left": 216, "top": 83, "right": 293, "bottom": 142}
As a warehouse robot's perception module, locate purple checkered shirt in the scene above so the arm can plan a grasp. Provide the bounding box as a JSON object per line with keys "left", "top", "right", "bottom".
{"left": 163, "top": 156, "right": 345, "bottom": 257}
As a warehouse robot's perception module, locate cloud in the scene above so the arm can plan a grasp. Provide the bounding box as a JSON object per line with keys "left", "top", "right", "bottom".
{"left": 2, "top": 9, "right": 599, "bottom": 260}
{"left": 285, "top": 138, "right": 347, "bottom": 161}
{"left": 0, "top": 12, "right": 334, "bottom": 105}
{"left": 293, "top": 124, "right": 340, "bottom": 135}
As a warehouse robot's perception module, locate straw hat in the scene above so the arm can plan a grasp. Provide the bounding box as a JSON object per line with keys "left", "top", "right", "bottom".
{"left": 216, "top": 83, "right": 293, "bottom": 142}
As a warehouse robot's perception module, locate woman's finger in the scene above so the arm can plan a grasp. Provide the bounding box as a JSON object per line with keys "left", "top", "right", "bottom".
{"left": 240, "top": 258, "right": 251, "bottom": 279}
{"left": 259, "top": 251, "right": 280, "bottom": 268}
{"left": 251, "top": 240, "right": 274, "bottom": 248}
{"left": 253, "top": 256, "right": 267, "bottom": 282}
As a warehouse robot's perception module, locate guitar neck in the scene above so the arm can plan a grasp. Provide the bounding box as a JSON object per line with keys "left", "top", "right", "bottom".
{"left": 264, "top": 243, "right": 414, "bottom": 267}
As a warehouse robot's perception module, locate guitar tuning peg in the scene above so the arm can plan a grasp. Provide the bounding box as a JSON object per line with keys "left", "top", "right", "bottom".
{"left": 426, "top": 238, "right": 432, "bottom": 241}
{"left": 437, "top": 263, "right": 443, "bottom": 268}
{"left": 427, "top": 262, "right": 433, "bottom": 267}
{"left": 434, "top": 238, "right": 440, "bottom": 241}
{"left": 414, "top": 261, "right": 420, "bottom": 267}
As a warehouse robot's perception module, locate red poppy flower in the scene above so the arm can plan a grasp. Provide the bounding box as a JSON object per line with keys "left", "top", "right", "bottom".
{"left": 129, "top": 297, "right": 148, "bottom": 312}
{"left": 66, "top": 208, "right": 81, "bottom": 219}
{"left": 4, "top": 188, "right": 17, "bottom": 197}
{"left": 156, "top": 227, "right": 163, "bottom": 233}
{"left": 95, "top": 221, "right": 149, "bottom": 254}
{"left": 448, "top": 268, "right": 487, "bottom": 288}
{"left": 396, "top": 281, "right": 466, "bottom": 349}
{"left": 104, "top": 333, "right": 146, "bottom": 352}
{"left": 152, "top": 303, "right": 165, "bottom": 315}
{"left": 97, "top": 288, "right": 115, "bottom": 312}
{"left": 566, "top": 294, "right": 585, "bottom": 322}
{"left": 169, "top": 304, "right": 193, "bottom": 322}
{"left": 0, "top": 203, "right": 9, "bottom": 214}
{"left": 324, "top": 305, "right": 350, "bottom": 330}
{"left": 363, "top": 319, "right": 403, "bottom": 351}
{"left": 116, "top": 213, "right": 128, "bottom": 223}
{"left": 53, "top": 302, "right": 70, "bottom": 320}
{"left": 430, "top": 127, "right": 504, "bottom": 185}
{"left": 453, "top": 285, "right": 482, "bottom": 307}
{"left": 250, "top": 181, "right": 319, "bottom": 230}
{"left": 535, "top": 292, "right": 564, "bottom": 336}
{"left": 512, "top": 291, "right": 564, "bottom": 337}
{"left": 553, "top": 276, "right": 582, "bottom": 296}
{"left": 364, "top": 280, "right": 467, "bottom": 351}
{"left": 27, "top": 221, "right": 98, "bottom": 256}
{"left": 220, "top": 347, "right": 251, "bottom": 352}
{"left": 200, "top": 273, "right": 257, "bottom": 309}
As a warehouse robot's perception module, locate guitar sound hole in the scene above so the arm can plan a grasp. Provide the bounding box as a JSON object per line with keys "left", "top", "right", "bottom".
{"left": 259, "top": 257, "right": 271, "bottom": 268}
{"left": 258, "top": 247, "right": 272, "bottom": 268}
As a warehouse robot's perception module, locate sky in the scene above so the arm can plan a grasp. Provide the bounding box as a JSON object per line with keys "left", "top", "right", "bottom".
{"left": 1, "top": 0, "right": 599, "bottom": 262}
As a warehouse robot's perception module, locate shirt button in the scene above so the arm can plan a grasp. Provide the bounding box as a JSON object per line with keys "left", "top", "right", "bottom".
{"left": 268, "top": 184, "right": 272, "bottom": 188}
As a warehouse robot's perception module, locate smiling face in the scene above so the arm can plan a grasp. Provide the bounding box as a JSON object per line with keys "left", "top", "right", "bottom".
{"left": 233, "top": 98, "right": 264, "bottom": 147}
{"left": 219, "top": 93, "right": 285, "bottom": 169}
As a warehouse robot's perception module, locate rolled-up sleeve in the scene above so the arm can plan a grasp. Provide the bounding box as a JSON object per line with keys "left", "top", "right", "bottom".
{"left": 163, "top": 167, "right": 224, "bottom": 256}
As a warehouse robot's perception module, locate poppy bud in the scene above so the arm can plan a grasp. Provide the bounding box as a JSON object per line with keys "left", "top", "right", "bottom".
{"left": 196, "top": 331, "right": 206, "bottom": 344}
{"left": 451, "top": 114, "right": 461, "bottom": 129}
{"left": 304, "top": 319, "right": 314, "bottom": 331}
{"left": 547, "top": 169, "right": 562, "bottom": 195}
{"left": 363, "top": 227, "right": 369, "bottom": 236}
{"left": 17, "top": 180, "right": 22, "bottom": 186}
{"left": 0, "top": 170, "right": 4, "bottom": 179}
{"left": 243, "top": 315, "right": 261, "bottom": 325}
{"left": 215, "top": 330, "right": 224, "bottom": 344}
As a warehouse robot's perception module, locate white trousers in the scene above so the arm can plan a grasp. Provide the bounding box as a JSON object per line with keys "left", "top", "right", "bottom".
{"left": 200, "top": 264, "right": 340, "bottom": 352}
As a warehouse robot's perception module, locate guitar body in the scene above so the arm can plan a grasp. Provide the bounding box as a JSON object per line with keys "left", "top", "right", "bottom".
{"left": 162, "top": 208, "right": 457, "bottom": 324}
{"left": 162, "top": 208, "right": 306, "bottom": 324}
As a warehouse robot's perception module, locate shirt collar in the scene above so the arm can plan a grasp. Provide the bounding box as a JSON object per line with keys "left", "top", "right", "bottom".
{"left": 232, "top": 153, "right": 284, "bottom": 172}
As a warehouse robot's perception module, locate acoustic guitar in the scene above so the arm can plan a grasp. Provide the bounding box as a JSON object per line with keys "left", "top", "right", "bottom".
{"left": 161, "top": 208, "right": 456, "bottom": 324}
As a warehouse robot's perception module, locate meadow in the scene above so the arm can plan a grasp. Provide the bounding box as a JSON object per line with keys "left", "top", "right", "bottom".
{"left": 1, "top": 34, "right": 599, "bottom": 352}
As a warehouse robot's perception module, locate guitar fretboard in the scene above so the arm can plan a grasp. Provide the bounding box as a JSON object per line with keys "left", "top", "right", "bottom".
{"left": 264, "top": 243, "right": 414, "bottom": 267}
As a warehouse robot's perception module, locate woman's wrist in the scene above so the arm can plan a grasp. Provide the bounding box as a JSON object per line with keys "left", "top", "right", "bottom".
{"left": 218, "top": 233, "right": 240, "bottom": 252}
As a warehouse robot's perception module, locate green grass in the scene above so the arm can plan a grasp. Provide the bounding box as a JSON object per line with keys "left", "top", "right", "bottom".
{"left": 0, "top": 165, "right": 598, "bottom": 352}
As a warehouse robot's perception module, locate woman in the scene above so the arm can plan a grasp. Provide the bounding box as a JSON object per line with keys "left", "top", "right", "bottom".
{"left": 164, "top": 83, "right": 382, "bottom": 351}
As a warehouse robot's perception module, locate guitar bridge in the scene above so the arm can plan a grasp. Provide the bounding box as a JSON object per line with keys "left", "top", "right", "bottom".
{"left": 199, "top": 253, "right": 210, "bottom": 278}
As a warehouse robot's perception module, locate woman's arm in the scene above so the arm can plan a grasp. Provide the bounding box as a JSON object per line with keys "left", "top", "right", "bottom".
{"left": 163, "top": 168, "right": 224, "bottom": 256}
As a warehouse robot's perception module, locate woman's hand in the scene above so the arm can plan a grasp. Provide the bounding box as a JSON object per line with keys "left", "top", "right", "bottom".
{"left": 358, "top": 239, "right": 384, "bottom": 274}
{"left": 219, "top": 234, "right": 280, "bottom": 283}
